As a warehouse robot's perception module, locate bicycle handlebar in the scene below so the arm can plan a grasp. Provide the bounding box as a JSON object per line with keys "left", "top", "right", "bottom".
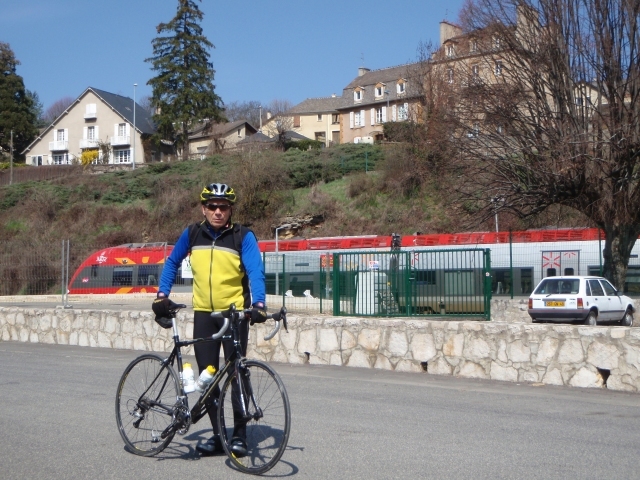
{"left": 210, "top": 304, "right": 287, "bottom": 341}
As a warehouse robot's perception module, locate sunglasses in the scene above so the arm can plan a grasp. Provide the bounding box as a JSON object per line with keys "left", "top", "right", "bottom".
{"left": 204, "top": 203, "right": 231, "bottom": 212}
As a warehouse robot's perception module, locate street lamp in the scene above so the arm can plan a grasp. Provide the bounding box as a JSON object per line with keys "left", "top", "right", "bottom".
{"left": 132, "top": 83, "right": 137, "bottom": 170}
{"left": 384, "top": 89, "right": 390, "bottom": 111}
{"left": 491, "top": 195, "right": 504, "bottom": 233}
{"left": 274, "top": 223, "right": 292, "bottom": 295}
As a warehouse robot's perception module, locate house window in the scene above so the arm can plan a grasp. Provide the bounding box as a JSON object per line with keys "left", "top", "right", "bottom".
{"left": 493, "top": 36, "right": 501, "bottom": 49}
{"left": 375, "top": 107, "right": 383, "bottom": 124}
{"left": 495, "top": 60, "right": 503, "bottom": 76}
{"left": 354, "top": 111, "right": 362, "bottom": 126}
{"left": 237, "top": 128, "right": 242, "bottom": 137}
{"left": 354, "top": 90, "right": 362, "bottom": 102}
{"left": 53, "top": 154, "right": 70, "bottom": 165}
{"left": 85, "top": 103, "right": 97, "bottom": 118}
{"left": 497, "top": 124, "right": 504, "bottom": 134}
{"left": 446, "top": 44, "right": 454, "bottom": 57}
{"left": 447, "top": 68, "right": 454, "bottom": 84}
{"left": 113, "top": 149, "right": 131, "bottom": 163}
{"left": 118, "top": 123, "right": 127, "bottom": 136}
{"left": 470, "top": 39, "right": 477, "bottom": 52}
{"left": 375, "top": 86, "right": 383, "bottom": 98}
{"left": 397, "top": 104, "right": 408, "bottom": 121}
{"left": 87, "top": 126, "right": 95, "bottom": 140}
{"left": 331, "top": 113, "right": 339, "bottom": 124}
{"left": 472, "top": 64, "right": 480, "bottom": 82}
{"left": 317, "top": 114, "right": 322, "bottom": 121}
{"left": 57, "top": 129, "right": 65, "bottom": 141}
{"left": 397, "top": 81, "right": 405, "bottom": 94}
{"left": 32, "top": 155, "right": 43, "bottom": 166}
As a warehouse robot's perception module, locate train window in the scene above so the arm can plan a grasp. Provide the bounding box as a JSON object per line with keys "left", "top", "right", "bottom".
{"left": 492, "top": 269, "right": 511, "bottom": 294}
{"left": 414, "top": 270, "right": 436, "bottom": 285}
{"left": 625, "top": 266, "right": 640, "bottom": 294}
{"left": 137, "top": 265, "right": 159, "bottom": 286}
{"left": 564, "top": 267, "right": 574, "bottom": 275}
{"left": 520, "top": 268, "right": 533, "bottom": 294}
{"left": 91, "top": 265, "right": 98, "bottom": 278}
{"left": 546, "top": 268, "right": 557, "bottom": 277}
{"left": 113, "top": 267, "right": 133, "bottom": 286}
{"left": 588, "top": 266, "right": 604, "bottom": 277}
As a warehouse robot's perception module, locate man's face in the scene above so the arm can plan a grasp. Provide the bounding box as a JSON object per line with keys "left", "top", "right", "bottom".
{"left": 202, "top": 199, "right": 232, "bottom": 230}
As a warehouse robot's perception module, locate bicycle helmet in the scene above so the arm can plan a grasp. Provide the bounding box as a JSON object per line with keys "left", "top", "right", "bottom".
{"left": 200, "top": 183, "right": 237, "bottom": 204}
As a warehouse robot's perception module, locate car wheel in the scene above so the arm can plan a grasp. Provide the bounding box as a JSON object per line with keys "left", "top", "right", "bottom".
{"left": 622, "top": 309, "right": 634, "bottom": 327}
{"left": 585, "top": 311, "right": 597, "bottom": 326}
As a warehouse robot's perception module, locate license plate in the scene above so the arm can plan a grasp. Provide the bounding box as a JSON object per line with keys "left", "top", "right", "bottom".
{"left": 546, "top": 301, "right": 565, "bottom": 307}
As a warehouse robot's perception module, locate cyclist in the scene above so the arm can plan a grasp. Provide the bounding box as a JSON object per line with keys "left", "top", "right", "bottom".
{"left": 152, "top": 183, "right": 267, "bottom": 457}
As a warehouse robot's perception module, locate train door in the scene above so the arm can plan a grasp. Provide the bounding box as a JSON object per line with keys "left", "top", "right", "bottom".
{"left": 541, "top": 251, "right": 580, "bottom": 278}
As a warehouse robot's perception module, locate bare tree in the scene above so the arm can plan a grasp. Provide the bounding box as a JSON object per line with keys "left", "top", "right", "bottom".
{"left": 262, "top": 99, "right": 294, "bottom": 149}
{"left": 429, "top": 0, "right": 640, "bottom": 288}
{"left": 138, "top": 94, "right": 154, "bottom": 115}
{"left": 43, "top": 96, "right": 74, "bottom": 124}
{"left": 224, "top": 100, "right": 262, "bottom": 127}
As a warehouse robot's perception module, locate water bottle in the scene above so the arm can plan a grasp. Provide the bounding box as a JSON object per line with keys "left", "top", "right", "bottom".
{"left": 195, "top": 365, "right": 217, "bottom": 393}
{"left": 181, "top": 363, "right": 195, "bottom": 393}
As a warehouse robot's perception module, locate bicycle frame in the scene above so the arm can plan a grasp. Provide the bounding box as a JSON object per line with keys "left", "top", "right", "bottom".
{"left": 135, "top": 308, "right": 261, "bottom": 438}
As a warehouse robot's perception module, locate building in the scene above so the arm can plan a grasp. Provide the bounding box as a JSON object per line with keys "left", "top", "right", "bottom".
{"left": 336, "top": 64, "right": 422, "bottom": 144}
{"left": 281, "top": 96, "right": 345, "bottom": 147}
{"left": 187, "top": 120, "right": 258, "bottom": 157}
{"left": 22, "top": 87, "right": 157, "bottom": 166}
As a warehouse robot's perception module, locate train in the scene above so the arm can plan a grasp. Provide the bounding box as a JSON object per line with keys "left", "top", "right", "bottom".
{"left": 67, "top": 228, "right": 640, "bottom": 310}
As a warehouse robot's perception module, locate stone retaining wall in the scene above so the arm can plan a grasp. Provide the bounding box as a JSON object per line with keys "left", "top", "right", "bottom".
{"left": 2, "top": 305, "right": 639, "bottom": 392}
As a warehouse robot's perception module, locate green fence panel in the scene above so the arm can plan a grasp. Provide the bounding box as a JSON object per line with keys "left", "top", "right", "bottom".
{"left": 331, "top": 249, "right": 490, "bottom": 318}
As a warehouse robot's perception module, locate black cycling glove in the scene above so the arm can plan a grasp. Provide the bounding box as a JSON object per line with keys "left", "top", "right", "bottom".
{"left": 250, "top": 306, "right": 267, "bottom": 326}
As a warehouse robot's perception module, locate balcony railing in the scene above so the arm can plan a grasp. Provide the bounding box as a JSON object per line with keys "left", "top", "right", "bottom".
{"left": 84, "top": 112, "right": 97, "bottom": 119}
{"left": 79, "top": 139, "right": 98, "bottom": 149}
{"left": 110, "top": 136, "right": 130, "bottom": 146}
{"left": 49, "top": 140, "right": 68, "bottom": 151}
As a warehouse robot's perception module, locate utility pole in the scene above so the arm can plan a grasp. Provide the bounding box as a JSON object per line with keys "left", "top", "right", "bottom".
{"left": 132, "top": 83, "right": 137, "bottom": 170}
{"left": 10, "top": 130, "right": 13, "bottom": 185}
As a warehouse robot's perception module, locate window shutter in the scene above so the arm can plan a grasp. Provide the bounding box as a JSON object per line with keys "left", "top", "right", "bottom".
{"left": 114, "top": 124, "right": 119, "bottom": 137}
{"left": 370, "top": 108, "right": 375, "bottom": 125}
{"left": 382, "top": 107, "right": 387, "bottom": 122}
{"left": 350, "top": 112, "right": 354, "bottom": 129}
{"left": 95, "top": 126, "right": 99, "bottom": 139}
{"left": 64, "top": 129, "right": 68, "bottom": 141}
{"left": 404, "top": 103, "right": 409, "bottom": 119}
{"left": 126, "top": 123, "right": 131, "bottom": 137}
{"left": 360, "top": 110, "right": 365, "bottom": 127}
{"left": 392, "top": 105, "right": 397, "bottom": 121}
{"left": 83, "top": 127, "right": 87, "bottom": 139}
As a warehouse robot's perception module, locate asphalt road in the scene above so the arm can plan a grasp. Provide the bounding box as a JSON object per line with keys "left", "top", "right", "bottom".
{"left": 1, "top": 341, "right": 640, "bottom": 480}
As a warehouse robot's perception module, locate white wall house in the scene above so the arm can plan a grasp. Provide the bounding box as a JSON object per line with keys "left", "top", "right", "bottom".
{"left": 22, "top": 87, "right": 158, "bottom": 166}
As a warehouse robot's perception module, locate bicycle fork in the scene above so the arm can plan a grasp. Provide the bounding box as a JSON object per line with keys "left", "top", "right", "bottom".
{"left": 236, "top": 364, "right": 263, "bottom": 423}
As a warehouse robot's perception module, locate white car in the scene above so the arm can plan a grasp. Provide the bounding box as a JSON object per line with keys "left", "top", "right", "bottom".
{"left": 528, "top": 276, "right": 635, "bottom": 326}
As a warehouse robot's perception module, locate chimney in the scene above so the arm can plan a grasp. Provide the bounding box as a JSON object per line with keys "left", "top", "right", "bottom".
{"left": 440, "top": 21, "right": 463, "bottom": 46}
{"left": 358, "top": 67, "right": 370, "bottom": 77}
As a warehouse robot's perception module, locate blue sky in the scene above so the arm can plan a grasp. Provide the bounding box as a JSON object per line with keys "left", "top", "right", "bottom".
{"left": 2, "top": 0, "right": 465, "bottom": 111}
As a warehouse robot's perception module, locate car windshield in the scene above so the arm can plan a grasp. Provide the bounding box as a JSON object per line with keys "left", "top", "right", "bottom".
{"left": 534, "top": 279, "right": 580, "bottom": 295}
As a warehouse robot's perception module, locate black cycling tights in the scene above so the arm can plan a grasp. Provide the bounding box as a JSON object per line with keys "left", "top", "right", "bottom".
{"left": 192, "top": 310, "right": 248, "bottom": 435}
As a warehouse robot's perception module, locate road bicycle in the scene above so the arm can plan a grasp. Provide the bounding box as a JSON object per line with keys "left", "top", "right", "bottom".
{"left": 115, "top": 303, "right": 291, "bottom": 475}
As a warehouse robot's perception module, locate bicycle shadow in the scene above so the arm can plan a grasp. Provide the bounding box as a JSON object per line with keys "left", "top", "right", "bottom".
{"left": 123, "top": 425, "right": 302, "bottom": 475}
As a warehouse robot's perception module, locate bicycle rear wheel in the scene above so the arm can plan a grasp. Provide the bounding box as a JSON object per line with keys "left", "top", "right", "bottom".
{"left": 218, "top": 359, "right": 291, "bottom": 474}
{"left": 115, "top": 354, "right": 179, "bottom": 456}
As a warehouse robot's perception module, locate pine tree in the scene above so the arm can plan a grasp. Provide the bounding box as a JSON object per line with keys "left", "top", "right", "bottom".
{"left": 0, "top": 42, "right": 38, "bottom": 162}
{"left": 146, "top": 0, "right": 225, "bottom": 160}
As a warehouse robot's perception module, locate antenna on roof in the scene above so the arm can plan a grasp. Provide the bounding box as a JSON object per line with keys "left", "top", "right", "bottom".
{"left": 361, "top": 53, "right": 365, "bottom": 66}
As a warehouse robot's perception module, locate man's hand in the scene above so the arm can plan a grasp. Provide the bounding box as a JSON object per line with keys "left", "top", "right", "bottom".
{"left": 250, "top": 306, "right": 267, "bottom": 326}
{"left": 152, "top": 297, "right": 173, "bottom": 319}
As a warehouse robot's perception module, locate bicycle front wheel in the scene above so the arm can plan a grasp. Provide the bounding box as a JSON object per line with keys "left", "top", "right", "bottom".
{"left": 115, "top": 354, "right": 179, "bottom": 456}
{"left": 218, "top": 360, "right": 291, "bottom": 474}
